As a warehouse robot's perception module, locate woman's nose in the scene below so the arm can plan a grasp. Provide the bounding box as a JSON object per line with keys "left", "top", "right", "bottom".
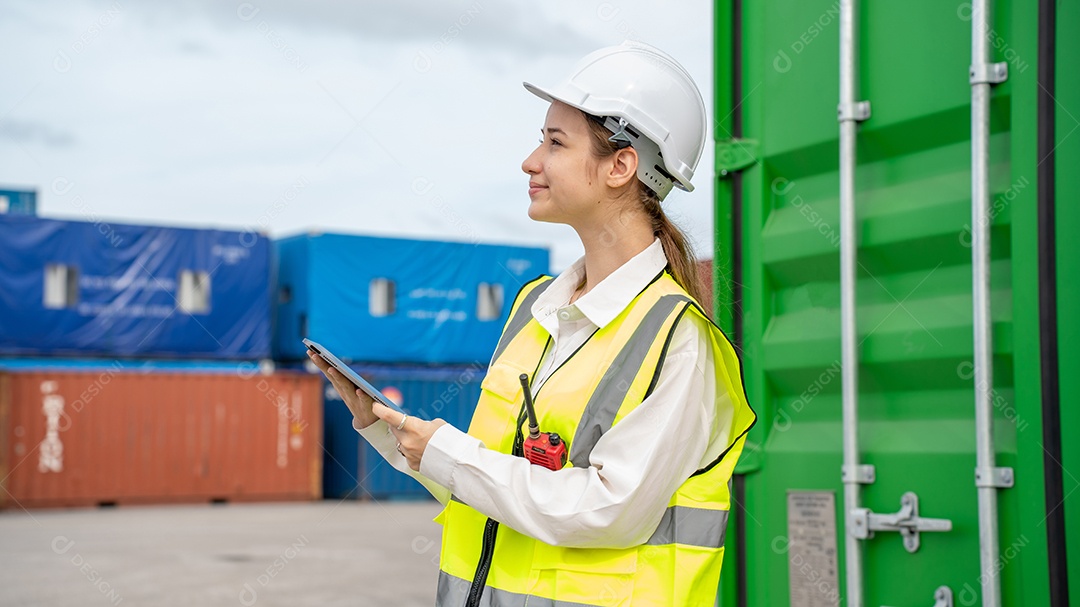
{"left": 521, "top": 146, "right": 541, "bottom": 175}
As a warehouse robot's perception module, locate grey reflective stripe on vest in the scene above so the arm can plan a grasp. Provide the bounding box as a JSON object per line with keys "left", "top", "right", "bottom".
{"left": 491, "top": 278, "right": 553, "bottom": 362}
{"left": 645, "top": 505, "right": 729, "bottom": 549}
{"left": 436, "top": 570, "right": 601, "bottom": 607}
{"left": 568, "top": 294, "right": 690, "bottom": 469}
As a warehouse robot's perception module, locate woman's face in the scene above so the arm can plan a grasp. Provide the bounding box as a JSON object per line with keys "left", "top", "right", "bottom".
{"left": 521, "top": 101, "right": 606, "bottom": 226}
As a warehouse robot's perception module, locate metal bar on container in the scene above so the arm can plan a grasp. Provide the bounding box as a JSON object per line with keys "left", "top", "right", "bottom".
{"left": 839, "top": 0, "right": 867, "bottom": 606}
{"left": 971, "top": 1, "right": 1006, "bottom": 605}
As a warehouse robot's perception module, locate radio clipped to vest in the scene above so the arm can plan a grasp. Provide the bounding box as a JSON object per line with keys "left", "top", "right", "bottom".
{"left": 517, "top": 373, "right": 568, "bottom": 470}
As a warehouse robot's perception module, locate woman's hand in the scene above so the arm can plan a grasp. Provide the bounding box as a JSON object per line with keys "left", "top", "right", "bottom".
{"left": 306, "top": 349, "right": 379, "bottom": 428}
{"left": 372, "top": 402, "right": 448, "bottom": 472}
{"left": 306, "top": 349, "right": 447, "bottom": 471}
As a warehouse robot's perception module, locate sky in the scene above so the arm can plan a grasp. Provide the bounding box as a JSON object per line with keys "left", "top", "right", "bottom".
{"left": 0, "top": 0, "right": 717, "bottom": 271}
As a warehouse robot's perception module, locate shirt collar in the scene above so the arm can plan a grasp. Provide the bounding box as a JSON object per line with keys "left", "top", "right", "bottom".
{"left": 531, "top": 238, "right": 668, "bottom": 330}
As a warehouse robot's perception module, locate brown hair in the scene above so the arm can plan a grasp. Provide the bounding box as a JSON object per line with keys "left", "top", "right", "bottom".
{"left": 583, "top": 113, "right": 710, "bottom": 315}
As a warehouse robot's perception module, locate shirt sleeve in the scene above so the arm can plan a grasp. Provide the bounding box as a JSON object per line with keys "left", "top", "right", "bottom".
{"left": 354, "top": 417, "right": 453, "bottom": 506}
{"left": 418, "top": 311, "right": 718, "bottom": 549}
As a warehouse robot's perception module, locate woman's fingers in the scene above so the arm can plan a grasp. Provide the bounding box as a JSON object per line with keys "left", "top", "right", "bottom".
{"left": 371, "top": 401, "right": 402, "bottom": 428}
{"left": 324, "top": 367, "right": 352, "bottom": 398}
{"left": 312, "top": 354, "right": 353, "bottom": 400}
{"left": 374, "top": 404, "right": 448, "bottom": 472}
{"left": 306, "top": 349, "right": 330, "bottom": 372}
{"left": 308, "top": 351, "right": 375, "bottom": 420}
{"left": 309, "top": 351, "right": 352, "bottom": 396}
{"left": 376, "top": 402, "right": 421, "bottom": 470}
{"left": 309, "top": 354, "right": 443, "bottom": 473}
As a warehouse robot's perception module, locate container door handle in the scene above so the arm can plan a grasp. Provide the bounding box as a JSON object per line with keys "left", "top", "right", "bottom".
{"left": 850, "top": 492, "right": 952, "bottom": 553}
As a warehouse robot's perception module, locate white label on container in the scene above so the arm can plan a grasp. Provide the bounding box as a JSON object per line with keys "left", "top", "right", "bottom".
{"left": 39, "top": 384, "right": 65, "bottom": 473}
{"left": 786, "top": 491, "right": 840, "bottom": 607}
{"left": 289, "top": 391, "right": 304, "bottom": 450}
{"left": 276, "top": 395, "right": 288, "bottom": 468}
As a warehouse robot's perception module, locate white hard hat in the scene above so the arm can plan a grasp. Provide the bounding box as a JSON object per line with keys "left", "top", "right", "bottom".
{"left": 524, "top": 40, "right": 707, "bottom": 200}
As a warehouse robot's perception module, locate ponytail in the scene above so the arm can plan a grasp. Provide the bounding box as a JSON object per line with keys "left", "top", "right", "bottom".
{"left": 641, "top": 191, "right": 710, "bottom": 316}
{"left": 583, "top": 111, "right": 711, "bottom": 317}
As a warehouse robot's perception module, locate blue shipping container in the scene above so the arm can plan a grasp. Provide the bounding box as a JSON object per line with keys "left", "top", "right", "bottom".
{"left": 0, "top": 188, "right": 36, "bottom": 215}
{"left": 316, "top": 362, "right": 485, "bottom": 500}
{"left": 274, "top": 232, "right": 549, "bottom": 364}
{"left": 0, "top": 215, "right": 272, "bottom": 359}
{"left": 0, "top": 357, "right": 272, "bottom": 375}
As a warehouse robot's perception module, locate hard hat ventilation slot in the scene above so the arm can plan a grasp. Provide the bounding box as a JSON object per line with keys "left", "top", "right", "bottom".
{"left": 653, "top": 164, "right": 675, "bottom": 181}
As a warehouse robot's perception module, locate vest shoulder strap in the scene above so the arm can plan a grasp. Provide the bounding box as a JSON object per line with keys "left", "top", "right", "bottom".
{"left": 491, "top": 275, "right": 553, "bottom": 362}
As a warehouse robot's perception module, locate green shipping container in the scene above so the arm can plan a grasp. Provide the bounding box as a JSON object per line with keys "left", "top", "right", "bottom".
{"left": 712, "top": 1, "right": 1076, "bottom": 606}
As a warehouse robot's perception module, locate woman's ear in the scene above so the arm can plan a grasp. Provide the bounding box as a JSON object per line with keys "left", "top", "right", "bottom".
{"left": 606, "top": 147, "right": 639, "bottom": 189}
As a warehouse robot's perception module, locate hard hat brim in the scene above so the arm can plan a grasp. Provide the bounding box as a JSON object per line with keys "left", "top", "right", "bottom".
{"left": 522, "top": 81, "right": 556, "bottom": 104}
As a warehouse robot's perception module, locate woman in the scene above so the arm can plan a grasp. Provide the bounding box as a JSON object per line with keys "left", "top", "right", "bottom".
{"left": 309, "top": 41, "right": 755, "bottom": 607}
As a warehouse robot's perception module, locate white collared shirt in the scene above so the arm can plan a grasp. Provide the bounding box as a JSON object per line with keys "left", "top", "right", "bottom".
{"left": 356, "top": 238, "right": 733, "bottom": 549}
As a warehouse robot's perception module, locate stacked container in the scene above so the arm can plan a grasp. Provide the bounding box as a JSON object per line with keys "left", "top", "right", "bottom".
{"left": 0, "top": 216, "right": 323, "bottom": 508}
{"left": 0, "top": 363, "right": 321, "bottom": 509}
{"left": 276, "top": 232, "right": 549, "bottom": 500}
{"left": 274, "top": 232, "right": 549, "bottom": 365}
{"left": 0, "top": 215, "right": 270, "bottom": 359}
{"left": 0, "top": 188, "right": 36, "bottom": 215}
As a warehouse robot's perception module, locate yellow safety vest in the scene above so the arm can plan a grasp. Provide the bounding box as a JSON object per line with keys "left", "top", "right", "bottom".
{"left": 434, "top": 270, "right": 756, "bottom": 607}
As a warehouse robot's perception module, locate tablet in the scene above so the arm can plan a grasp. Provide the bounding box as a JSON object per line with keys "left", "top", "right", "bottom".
{"left": 303, "top": 338, "right": 406, "bottom": 415}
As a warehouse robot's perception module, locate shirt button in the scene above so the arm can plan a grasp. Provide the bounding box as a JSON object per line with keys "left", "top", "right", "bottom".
{"left": 558, "top": 310, "right": 571, "bottom": 320}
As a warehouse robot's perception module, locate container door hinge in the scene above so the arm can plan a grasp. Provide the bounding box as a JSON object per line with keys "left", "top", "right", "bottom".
{"left": 715, "top": 139, "right": 758, "bottom": 176}
{"left": 851, "top": 492, "right": 952, "bottom": 553}
{"left": 975, "top": 466, "right": 1014, "bottom": 488}
{"left": 842, "top": 464, "right": 876, "bottom": 484}
{"left": 969, "top": 62, "right": 1008, "bottom": 85}
{"left": 932, "top": 586, "right": 954, "bottom": 607}
{"left": 882, "top": 586, "right": 954, "bottom": 607}
{"left": 837, "top": 100, "right": 871, "bottom": 122}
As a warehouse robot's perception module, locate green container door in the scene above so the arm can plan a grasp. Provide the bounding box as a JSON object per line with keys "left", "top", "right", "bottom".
{"left": 713, "top": 0, "right": 1076, "bottom": 605}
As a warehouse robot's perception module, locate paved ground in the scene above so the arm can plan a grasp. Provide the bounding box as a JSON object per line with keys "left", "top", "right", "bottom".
{"left": 0, "top": 499, "right": 446, "bottom": 607}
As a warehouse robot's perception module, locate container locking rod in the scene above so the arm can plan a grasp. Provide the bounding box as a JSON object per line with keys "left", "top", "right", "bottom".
{"left": 850, "top": 492, "right": 952, "bottom": 553}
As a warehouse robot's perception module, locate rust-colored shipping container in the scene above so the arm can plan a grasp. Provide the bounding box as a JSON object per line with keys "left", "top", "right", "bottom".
{"left": 0, "top": 370, "right": 322, "bottom": 509}
{"left": 696, "top": 258, "right": 715, "bottom": 316}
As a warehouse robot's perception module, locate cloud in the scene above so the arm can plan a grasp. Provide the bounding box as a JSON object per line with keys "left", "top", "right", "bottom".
{"left": 156, "top": 0, "right": 601, "bottom": 59}
{"left": 0, "top": 120, "right": 76, "bottom": 147}
{"left": 177, "top": 39, "right": 213, "bottom": 55}
{"left": 0, "top": 0, "right": 714, "bottom": 270}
